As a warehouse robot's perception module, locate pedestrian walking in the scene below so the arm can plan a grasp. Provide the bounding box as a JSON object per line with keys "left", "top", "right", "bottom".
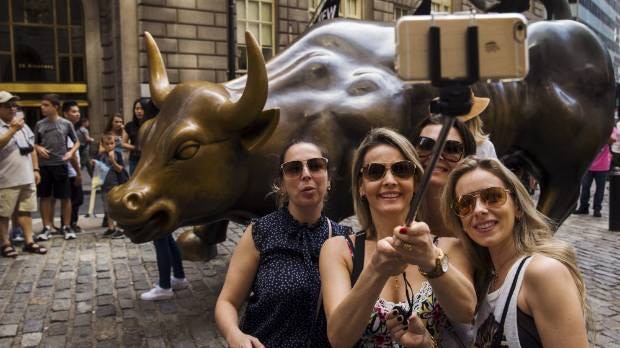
{"left": 34, "top": 94, "right": 80, "bottom": 240}
{"left": 574, "top": 127, "right": 619, "bottom": 217}
{"left": 0, "top": 91, "right": 47, "bottom": 257}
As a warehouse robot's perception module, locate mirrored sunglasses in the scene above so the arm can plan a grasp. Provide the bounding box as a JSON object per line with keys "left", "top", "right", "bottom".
{"left": 281, "top": 157, "right": 328, "bottom": 178}
{"left": 415, "top": 136, "right": 464, "bottom": 162}
{"left": 361, "top": 160, "right": 416, "bottom": 181}
{"left": 453, "top": 187, "right": 512, "bottom": 217}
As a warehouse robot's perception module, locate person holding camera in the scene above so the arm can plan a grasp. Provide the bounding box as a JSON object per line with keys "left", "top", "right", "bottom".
{"left": 0, "top": 91, "right": 47, "bottom": 257}
{"left": 320, "top": 128, "right": 476, "bottom": 347}
{"left": 215, "top": 140, "right": 351, "bottom": 347}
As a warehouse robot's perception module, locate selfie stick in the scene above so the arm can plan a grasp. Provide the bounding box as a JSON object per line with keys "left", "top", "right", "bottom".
{"left": 406, "top": 22, "right": 480, "bottom": 225}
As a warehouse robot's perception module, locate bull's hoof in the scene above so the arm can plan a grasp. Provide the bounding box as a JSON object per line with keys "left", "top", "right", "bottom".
{"left": 177, "top": 229, "right": 218, "bottom": 261}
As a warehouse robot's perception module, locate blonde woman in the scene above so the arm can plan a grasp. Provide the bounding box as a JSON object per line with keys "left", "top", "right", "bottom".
{"left": 441, "top": 157, "right": 589, "bottom": 347}
{"left": 321, "top": 128, "right": 476, "bottom": 347}
{"left": 457, "top": 89, "right": 497, "bottom": 159}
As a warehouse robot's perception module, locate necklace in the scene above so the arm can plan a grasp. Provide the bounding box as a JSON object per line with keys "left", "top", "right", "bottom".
{"left": 490, "top": 253, "right": 521, "bottom": 291}
{"left": 393, "top": 275, "right": 400, "bottom": 291}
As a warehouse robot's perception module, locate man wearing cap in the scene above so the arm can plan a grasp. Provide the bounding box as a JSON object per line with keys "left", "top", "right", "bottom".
{"left": 34, "top": 94, "right": 80, "bottom": 240}
{"left": 0, "top": 91, "right": 47, "bottom": 257}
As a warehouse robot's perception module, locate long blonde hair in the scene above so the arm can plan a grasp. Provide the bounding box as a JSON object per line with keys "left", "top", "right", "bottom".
{"left": 440, "top": 157, "right": 591, "bottom": 330}
{"left": 351, "top": 128, "right": 423, "bottom": 240}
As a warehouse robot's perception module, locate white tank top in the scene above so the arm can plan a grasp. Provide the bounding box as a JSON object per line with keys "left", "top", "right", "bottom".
{"left": 473, "top": 256, "right": 533, "bottom": 347}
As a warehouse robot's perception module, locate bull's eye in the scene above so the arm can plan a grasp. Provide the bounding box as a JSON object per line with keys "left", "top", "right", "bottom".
{"left": 175, "top": 141, "right": 200, "bottom": 160}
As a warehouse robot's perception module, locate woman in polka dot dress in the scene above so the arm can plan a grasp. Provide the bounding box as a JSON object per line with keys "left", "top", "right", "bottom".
{"left": 215, "top": 140, "right": 352, "bottom": 348}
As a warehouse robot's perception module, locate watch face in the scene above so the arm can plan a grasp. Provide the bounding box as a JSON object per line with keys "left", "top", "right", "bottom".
{"left": 440, "top": 254, "right": 449, "bottom": 273}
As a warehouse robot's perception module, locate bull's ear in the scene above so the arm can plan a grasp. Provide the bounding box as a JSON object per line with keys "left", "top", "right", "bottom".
{"left": 240, "top": 108, "right": 280, "bottom": 152}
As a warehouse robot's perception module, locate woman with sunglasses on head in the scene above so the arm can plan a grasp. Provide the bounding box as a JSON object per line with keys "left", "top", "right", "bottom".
{"left": 215, "top": 140, "right": 352, "bottom": 348}
{"left": 320, "top": 128, "right": 476, "bottom": 347}
{"left": 415, "top": 114, "right": 477, "bottom": 240}
{"left": 441, "top": 157, "right": 590, "bottom": 347}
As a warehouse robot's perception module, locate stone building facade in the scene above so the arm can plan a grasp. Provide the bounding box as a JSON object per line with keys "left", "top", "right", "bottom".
{"left": 0, "top": 0, "right": 555, "bottom": 137}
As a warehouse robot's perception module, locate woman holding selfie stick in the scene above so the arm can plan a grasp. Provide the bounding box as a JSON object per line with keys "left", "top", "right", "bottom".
{"left": 320, "top": 128, "right": 476, "bottom": 347}
{"left": 215, "top": 140, "right": 351, "bottom": 348}
{"left": 442, "top": 157, "right": 589, "bottom": 347}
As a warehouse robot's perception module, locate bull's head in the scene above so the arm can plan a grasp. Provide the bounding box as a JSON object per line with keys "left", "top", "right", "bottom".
{"left": 107, "top": 31, "right": 279, "bottom": 243}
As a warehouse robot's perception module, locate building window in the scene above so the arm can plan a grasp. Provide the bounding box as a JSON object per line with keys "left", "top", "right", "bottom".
{"left": 236, "top": 0, "right": 274, "bottom": 71}
{"left": 0, "top": 0, "right": 85, "bottom": 83}
{"left": 394, "top": 5, "right": 409, "bottom": 20}
{"left": 309, "top": 0, "right": 362, "bottom": 20}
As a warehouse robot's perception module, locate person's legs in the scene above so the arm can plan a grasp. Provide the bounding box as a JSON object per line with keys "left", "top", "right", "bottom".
{"left": 592, "top": 171, "right": 609, "bottom": 215}
{"left": 140, "top": 237, "right": 175, "bottom": 300}
{"left": 69, "top": 177, "right": 84, "bottom": 229}
{"left": 168, "top": 235, "right": 186, "bottom": 279}
{"left": 577, "top": 171, "right": 595, "bottom": 212}
{"left": 154, "top": 237, "right": 172, "bottom": 289}
{"left": 0, "top": 217, "right": 11, "bottom": 247}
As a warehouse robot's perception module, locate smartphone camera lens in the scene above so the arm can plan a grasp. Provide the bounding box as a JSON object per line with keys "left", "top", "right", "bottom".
{"left": 514, "top": 22, "right": 526, "bottom": 42}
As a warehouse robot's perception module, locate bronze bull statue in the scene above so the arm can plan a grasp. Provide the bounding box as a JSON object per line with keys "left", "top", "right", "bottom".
{"left": 107, "top": 19, "right": 615, "bottom": 260}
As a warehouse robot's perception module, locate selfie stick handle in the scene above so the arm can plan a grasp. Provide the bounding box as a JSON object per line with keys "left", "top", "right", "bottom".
{"left": 405, "top": 20, "right": 480, "bottom": 225}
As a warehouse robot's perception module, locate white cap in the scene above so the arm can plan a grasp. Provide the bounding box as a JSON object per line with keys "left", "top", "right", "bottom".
{"left": 0, "top": 91, "right": 19, "bottom": 103}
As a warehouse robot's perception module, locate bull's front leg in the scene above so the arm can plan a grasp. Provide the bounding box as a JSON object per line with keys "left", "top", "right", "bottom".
{"left": 537, "top": 175, "right": 581, "bottom": 229}
{"left": 176, "top": 220, "right": 229, "bottom": 261}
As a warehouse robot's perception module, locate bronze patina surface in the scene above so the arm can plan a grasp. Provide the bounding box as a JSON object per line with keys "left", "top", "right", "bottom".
{"left": 107, "top": 19, "right": 614, "bottom": 260}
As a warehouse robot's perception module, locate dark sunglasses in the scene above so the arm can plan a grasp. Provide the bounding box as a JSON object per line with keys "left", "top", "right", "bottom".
{"left": 281, "top": 157, "right": 328, "bottom": 178}
{"left": 415, "top": 136, "right": 464, "bottom": 163}
{"left": 0, "top": 102, "right": 18, "bottom": 109}
{"left": 453, "top": 187, "right": 512, "bottom": 217}
{"left": 361, "top": 160, "right": 416, "bottom": 181}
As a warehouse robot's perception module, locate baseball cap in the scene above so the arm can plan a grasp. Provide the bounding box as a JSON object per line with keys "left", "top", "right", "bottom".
{"left": 0, "top": 91, "right": 20, "bottom": 104}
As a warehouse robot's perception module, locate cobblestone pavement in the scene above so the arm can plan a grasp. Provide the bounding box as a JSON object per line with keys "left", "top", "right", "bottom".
{"left": 0, "top": 193, "right": 619, "bottom": 347}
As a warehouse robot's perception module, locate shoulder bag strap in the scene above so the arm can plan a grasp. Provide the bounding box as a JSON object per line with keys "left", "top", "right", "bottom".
{"left": 351, "top": 230, "right": 366, "bottom": 287}
{"left": 491, "top": 255, "right": 532, "bottom": 347}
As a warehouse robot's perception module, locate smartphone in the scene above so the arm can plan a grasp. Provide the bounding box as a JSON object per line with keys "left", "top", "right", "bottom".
{"left": 395, "top": 13, "right": 528, "bottom": 83}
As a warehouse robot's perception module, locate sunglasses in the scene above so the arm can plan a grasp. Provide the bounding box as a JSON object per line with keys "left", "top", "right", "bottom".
{"left": 281, "top": 157, "right": 328, "bottom": 178}
{"left": 361, "top": 160, "right": 416, "bottom": 181}
{"left": 0, "top": 102, "right": 17, "bottom": 109}
{"left": 415, "top": 136, "right": 464, "bottom": 163}
{"left": 453, "top": 187, "right": 512, "bottom": 217}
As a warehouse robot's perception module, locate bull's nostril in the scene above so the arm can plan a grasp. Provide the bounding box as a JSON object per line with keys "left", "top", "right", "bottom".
{"left": 123, "top": 192, "right": 143, "bottom": 211}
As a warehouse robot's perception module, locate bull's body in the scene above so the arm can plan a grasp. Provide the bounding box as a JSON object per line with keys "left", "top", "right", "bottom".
{"left": 108, "top": 19, "right": 614, "bottom": 259}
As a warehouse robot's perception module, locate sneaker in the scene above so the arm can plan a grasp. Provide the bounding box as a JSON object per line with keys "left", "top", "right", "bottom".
{"left": 103, "top": 228, "right": 115, "bottom": 237}
{"left": 110, "top": 229, "right": 124, "bottom": 239}
{"left": 573, "top": 207, "right": 588, "bottom": 215}
{"left": 71, "top": 224, "right": 83, "bottom": 233}
{"left": 10, "top": 226, "right": 24, "bottom": 244}
{"left": 62, "top": 226, "right": 77, "bottom": 240}
{"left": 593, "top": 210, "right": 602, "bottom": 218}
{"left": 140, "top": 285, "right": 173, "bottom": 301}
{"left": 171, "top": 277, "right": 189, "bottom": 290}
{"left": 37, "top": 226, "right": 52, "bottom": 241}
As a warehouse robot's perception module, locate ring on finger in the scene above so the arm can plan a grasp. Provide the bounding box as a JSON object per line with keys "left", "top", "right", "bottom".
{"left": 402, "top": 242, "right": 413, "bottom": 251}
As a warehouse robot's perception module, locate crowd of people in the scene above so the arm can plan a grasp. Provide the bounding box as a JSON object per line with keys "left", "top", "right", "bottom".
{"left": 1, "top": 87, "right": 607, "bottom": 346}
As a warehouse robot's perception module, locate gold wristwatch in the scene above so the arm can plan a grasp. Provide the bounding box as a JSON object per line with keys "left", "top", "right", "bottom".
{"left": 419, "top": 248, "right": 449, "bottom": 279}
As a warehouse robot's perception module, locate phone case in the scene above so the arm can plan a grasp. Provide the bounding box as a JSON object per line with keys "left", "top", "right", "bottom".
{"left": 395, "top": 13, "right": 529, "bottom": 83}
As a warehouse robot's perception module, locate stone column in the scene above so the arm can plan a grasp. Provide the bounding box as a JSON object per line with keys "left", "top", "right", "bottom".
{"left": 83, "top": 0, "right": 105, "bottom": 138}
{"left": 119, "top": 0, "right": 140, "bottom": 122}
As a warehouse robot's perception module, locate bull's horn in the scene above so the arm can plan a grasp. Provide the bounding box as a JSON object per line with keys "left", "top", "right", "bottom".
{"left": 221, "top": 31, "right": 268, "bottom": 130}
{"left": 145, "top": 32, "right": 173, "bottom": 107}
